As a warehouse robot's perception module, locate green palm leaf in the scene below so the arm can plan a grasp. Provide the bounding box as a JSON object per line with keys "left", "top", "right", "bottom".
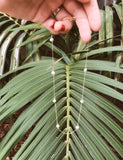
{"left": 0, "top": 2, "right": 122, "bottom": 160}
{"left": 0, "top": 58, "right": 122, "bottom": 160}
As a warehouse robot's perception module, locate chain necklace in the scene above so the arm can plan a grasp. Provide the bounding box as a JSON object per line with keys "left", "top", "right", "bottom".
{"left": 50, "top": 35, "right": 88, "bottom": 134}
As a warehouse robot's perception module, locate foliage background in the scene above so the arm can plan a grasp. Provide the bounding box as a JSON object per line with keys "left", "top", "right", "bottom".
{"left": 0, "top": 1, "right": 123, "bottom": 160}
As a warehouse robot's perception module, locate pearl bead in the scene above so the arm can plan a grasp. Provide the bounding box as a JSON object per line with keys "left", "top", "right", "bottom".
{"left": 80, "top": 99, "right": 84, "bottom": 104}
{"left": 84, "top": 68, "right": 87, "bottom": 72}
{"left": 51, "top": 70, "right": 55, "bottom": 75}
{"left": 56, "top": 124, "right": 60, "bottom": 129}
{"left": 113, "top": 0, "right": 116, "bottom": 4}
{"left": 50, "top": 37, "right": 54, "bottom": 42}
{"left": 53, "top": 98, "right": 56, "bottom": 103}
{"left": 76, "top": 125, "right": 79, "bottom": 130}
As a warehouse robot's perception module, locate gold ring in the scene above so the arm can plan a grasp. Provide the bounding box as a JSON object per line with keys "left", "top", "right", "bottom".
{"left": 52, "top": 6, "right": 62, "bottom": 18}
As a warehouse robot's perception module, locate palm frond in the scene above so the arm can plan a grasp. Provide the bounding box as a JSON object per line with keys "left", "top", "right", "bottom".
{"left": 0, "top": 58, "right": 122, "bottom": 160}
{"left": 0, "top": 2, "right": 123, "bottom": 160}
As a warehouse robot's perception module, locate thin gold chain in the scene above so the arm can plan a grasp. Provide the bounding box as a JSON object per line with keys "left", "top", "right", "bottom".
{"left": 50, "top": 35, "right": 88, "bottom": 134}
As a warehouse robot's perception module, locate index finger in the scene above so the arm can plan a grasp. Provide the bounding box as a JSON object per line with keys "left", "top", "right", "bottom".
{"left": 83, "top": 0, "right": 101, "bottom": 31}
{"left": 64, "top": 0, "right": 91, "bottom": 42}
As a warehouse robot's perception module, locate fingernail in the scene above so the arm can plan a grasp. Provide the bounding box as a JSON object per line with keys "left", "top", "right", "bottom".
{"left": 61, "top": 24, "right": 65, "bottom": 31}
{"left": 50, "top": 21, "right": 55, "bottom": 29}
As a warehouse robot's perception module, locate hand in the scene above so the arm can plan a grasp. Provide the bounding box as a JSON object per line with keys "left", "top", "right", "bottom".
{"left": 0, "top": 0, "right": 101, "bottom": 42}
{"left": 0, "top": 0, "right": 72, "bottom": 34}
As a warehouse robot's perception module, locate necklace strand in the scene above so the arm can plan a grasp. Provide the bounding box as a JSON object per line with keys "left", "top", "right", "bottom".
{"left": 50, "top": 35, "right": 88, "bottom": 134}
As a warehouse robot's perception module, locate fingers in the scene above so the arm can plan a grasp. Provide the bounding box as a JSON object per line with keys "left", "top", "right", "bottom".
{"left": 42, "top": 8, "right": 73, "bottom": 34}
{"left": 32, "top": 1, "right": 52, "bottom": 24}
{"left": 45, "top": 0, "right": 64, "bottom": 11}
{"left": 83, "top": 0, "right": 101, "bottom": 31}
{"left": 64, "top": 0, "right": 101, "bottom": 42}
{"left": 54, "top": 8, "right": 73, "bottom": 33}
{"left": 76, "top": 19, "right": 91, "bottom": 43}
{"left": 32, "top": 0, "right": 73, "bottom": 34}
{"left": 42, "top": 17, "right": 59, "bottom": 34}
{"left": 64, "top": 0, "right": 91, "bottom": 42}
{"left": 31, "top": 0, "right": 63, "bottom": 24}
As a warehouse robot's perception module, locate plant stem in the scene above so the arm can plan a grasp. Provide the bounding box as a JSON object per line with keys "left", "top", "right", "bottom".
{"left": 65, "top": 65, "right": 70, "bottom": 160}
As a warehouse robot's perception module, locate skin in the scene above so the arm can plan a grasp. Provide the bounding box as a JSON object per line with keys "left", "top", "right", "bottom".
{"left": 0, "top": 0, "right": 101, "bottom": 42}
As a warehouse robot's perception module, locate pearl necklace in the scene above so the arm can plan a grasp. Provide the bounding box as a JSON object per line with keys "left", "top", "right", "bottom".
{"left": 50, "top": 35, "right": 88, "bottom": 134}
